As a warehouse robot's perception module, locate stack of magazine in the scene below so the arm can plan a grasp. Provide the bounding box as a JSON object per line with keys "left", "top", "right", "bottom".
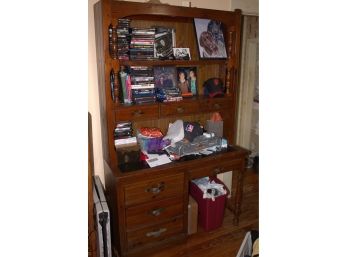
{"left": 130, "top": 28, "right": 155, "bottom": 60}
{"left": 130, "top": 66, "right": 156, "bottom": 104}
{"left": 116, "top": 19, "right": 131, "bottom": 60}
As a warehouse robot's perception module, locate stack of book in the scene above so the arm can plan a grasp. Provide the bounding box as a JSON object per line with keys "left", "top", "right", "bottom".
{"left": 154, "top": 27, "right": 175, "bottom": 60}
{"left": 130, "top": 28, "right": 155, "bottom": 60}
{"left": 114, "top": 122, "right": 137, "bottom": 148}
{"left": 130, "top": 66, "right": 156, "bottom": 104}
{"left": 116, "top": 18, "right": 131, "bottom": 60}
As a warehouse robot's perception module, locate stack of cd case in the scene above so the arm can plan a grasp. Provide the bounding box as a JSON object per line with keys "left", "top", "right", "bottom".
{"left": 114, "top": 122, "right": 137, "bottom": 148}
{"left": 130, "top": 66, "right": 156, "bottom": 104}
{"left": 130, "top": 28, "right": 155, "bottom": 60}
{"left": 116, "top": 18, "right": 131, "bottom": 60}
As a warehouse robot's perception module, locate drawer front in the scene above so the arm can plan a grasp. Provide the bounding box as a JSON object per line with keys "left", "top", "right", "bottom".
{"left": 127, "top": 217, "right": 183, "bottom": 250}
{"left": 126, "top": 197, "right": 183, "bottom": 230}
{"left": 189, "top": 159, "right": 242, "bottom": 179}
{"left": 200, "top": 98, "right": 232, "bottom": 112}
{"left": 124, "top": 173, "right": 184, "bottom": 206}
{"left": 160, "top": 101, "right": 199, "bottom": 117}
{"left": 115, "top": 104, "right": 158, "bottom": 122}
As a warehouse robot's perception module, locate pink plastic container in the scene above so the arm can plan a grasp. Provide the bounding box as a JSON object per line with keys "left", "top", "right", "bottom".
{"left": 189, "top": 177, "right": 228, "bottom": 232}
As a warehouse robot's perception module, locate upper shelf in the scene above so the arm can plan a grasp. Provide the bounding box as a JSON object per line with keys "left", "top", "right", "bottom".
{"left": 110, "top": 0, "right": 242, "bottom": 24}
{"left": 117, "top": 59, "right": 227, "bottom": 67}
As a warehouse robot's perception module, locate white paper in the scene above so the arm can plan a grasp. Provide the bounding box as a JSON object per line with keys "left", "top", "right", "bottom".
{"left": 146, "top": 154, "right": 172, "bottom": 168}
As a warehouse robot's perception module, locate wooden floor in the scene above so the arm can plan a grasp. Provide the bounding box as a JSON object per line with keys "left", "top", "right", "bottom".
{"left": 147, "top": 168, "right": 259, "bottom": 257}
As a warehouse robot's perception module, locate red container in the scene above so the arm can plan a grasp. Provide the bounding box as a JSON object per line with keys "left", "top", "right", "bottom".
{"left": 189, "top": 177, "right": 228, "bottom": 232}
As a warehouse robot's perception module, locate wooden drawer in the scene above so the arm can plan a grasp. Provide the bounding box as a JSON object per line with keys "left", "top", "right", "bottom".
{"left": 200, "top": 97, "right": 232, "bottom": 112}
{"left": 126, "top": 197, "right": 183, "bottom": 230}
{"left": 124, "top": 173, "right": 184, "bottom": 206}
{"left": 115, "top": 104, "right": 158, "bottom": 122}
{"left": 127, "top": 217, "right": 183, "bottom": 250}
{"left": 189, "top": 158, "right": 242, "bottom": 179}
{"left": 160, "top": 101, "right": 199, "bottom": 117}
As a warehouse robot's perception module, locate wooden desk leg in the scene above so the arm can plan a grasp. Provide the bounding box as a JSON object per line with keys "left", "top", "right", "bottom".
{"left": 227, "top": 161, "right": 245, "bottom": 226}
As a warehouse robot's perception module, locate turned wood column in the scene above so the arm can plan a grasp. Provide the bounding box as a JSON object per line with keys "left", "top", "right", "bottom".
{"left": 226, "top": 29, "right": 236, "bottom": 95}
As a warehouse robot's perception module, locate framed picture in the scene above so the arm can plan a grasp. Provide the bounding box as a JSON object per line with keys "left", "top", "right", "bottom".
{"left": 176, "top": 67, "right": 198, "bottom": 97}
{"left": 173, "top": 48, "right": 191, "bottom": 60}
{"left": 154, "top": 66, "right": 182, "bottom": 102}
{"left": 194, "top": 18, "right": 227, "bottom": 59}
{"left": 154, "top": 66, "right": 177, "bottom": 89}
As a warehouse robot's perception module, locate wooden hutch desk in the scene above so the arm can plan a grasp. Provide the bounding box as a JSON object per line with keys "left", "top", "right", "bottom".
{"left": 94, "top": 0, "right": 249, "bottom": 256}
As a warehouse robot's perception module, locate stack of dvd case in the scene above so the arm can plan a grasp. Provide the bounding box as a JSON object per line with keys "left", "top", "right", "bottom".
{"left": 130, "top": 66, "right": 156, "bottom": 104}
{"left": 130, "top": 28, "right": 155, "bottom": 60}
{"left": 116, "top": 19, "right": 131, "bottom": 60}
{"left": 114, "top": 122, "right": 137, "bottom": 148}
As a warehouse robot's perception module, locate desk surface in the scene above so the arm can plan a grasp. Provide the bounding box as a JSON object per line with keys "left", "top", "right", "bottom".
{"left": 113, "top": 145, "right": 249, "bottom": 178}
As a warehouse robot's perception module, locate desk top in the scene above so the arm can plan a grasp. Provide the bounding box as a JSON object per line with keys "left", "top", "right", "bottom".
{"left": 113, "top": 145, "right": 249, "bottom": 179}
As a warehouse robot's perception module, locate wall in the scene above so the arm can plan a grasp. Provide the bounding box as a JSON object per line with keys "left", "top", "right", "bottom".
{"left": 231, "top": 0, "right": 258, "bottom": 15}
{"left": 89, "top": 0, "right": 104, "bottom": 184}
{"left": 119, "top": 0, "right": 230, "bottom": 11}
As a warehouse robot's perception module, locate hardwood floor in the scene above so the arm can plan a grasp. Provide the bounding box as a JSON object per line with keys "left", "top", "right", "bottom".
{"left": 147, "top": 168, "right": 259, "bottom": 257}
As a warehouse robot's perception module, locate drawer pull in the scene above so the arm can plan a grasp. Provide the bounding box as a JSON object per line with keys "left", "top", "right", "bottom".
{"left": 149, "top": 207, "right": 165, "bottom": 216}
{"left": 146, "top": 228, "right": 167, "bottom": 238}
{"left": 145, "top": 182, "right": 165, "bottom": 194}
{"left": 176, "top": 107, "right": 184, "bottom": 113}
{"left": 213, "top": 103, "right": 221, "bottom": 109}
{"left": 133, "top": 110, "right": 144, "bottom": 116}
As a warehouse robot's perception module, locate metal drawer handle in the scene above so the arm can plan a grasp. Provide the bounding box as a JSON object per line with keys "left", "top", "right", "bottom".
{"left": 146, "top": 228, "right": 167, "bottom": 238}
{"left": 149, "top": 207, "right": 165, "bottom": 216}
{"left": 133, "top": 110, "right": 144, "bottom": 116}
{"left": 145, "top": 182, "right": 165, "bottom": 194}
{"left": 213, "top": 103, "right": 221, "bottom": 109}
{"left": 176, "top": 107, "right": 184, "bottom": 113}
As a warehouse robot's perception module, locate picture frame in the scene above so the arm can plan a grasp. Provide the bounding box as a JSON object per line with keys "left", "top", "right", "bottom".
{"left": 173, "top": 48, "right": 191, "bottom": 60}
{"left": 154, "top": 66, "right": 177, "bottom": 89}
{"left": 194, "top": 18, "right": 227, "bottom": 59}
{"left": 154, "top": 66, "right": 182, "bottom": 102}
{"left": 176, "top": 67, "right": 198, "bottom": 97}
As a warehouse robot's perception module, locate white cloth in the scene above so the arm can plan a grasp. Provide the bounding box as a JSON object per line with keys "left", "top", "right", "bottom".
{"left": 163, "top": 119, "right": 184, "bottom": 145}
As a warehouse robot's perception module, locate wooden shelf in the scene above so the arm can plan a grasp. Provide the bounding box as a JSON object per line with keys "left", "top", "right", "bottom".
{"left": 117, "top": 59, "right": 227, "bottom": 67}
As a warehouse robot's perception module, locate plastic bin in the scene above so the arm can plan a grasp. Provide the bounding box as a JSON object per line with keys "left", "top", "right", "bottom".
{"left": 189, "top": 177, "right": 228, "bottom": 231}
